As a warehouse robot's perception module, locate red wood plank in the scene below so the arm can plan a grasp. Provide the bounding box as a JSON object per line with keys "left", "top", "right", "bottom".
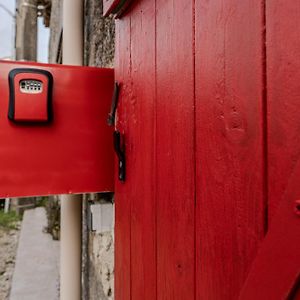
{"left": 266, "top": 1, "right": 300, "bottom": 220}
{"left": 156, "top": 0, "right": 195, "bottom": 299}
{"left": 115, "top": 17, "right": 131, "bottom": 300}
{"left": 239, "top": 159, "right": 300, "bottom": 299}
{"left": 252, "top": 2, "right": 300, "bottom": 297}
{"left": 103, "top": 0, "right": 119, "bottom": 16}
{"left": 129, "top": 1, "right": 156, "bottom": 299}
{"left": 195, "top": 1, "right": 266, "bottom": 298}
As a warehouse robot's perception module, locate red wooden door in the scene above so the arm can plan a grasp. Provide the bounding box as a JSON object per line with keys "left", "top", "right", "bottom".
{"left": 195, "top": 1, "right": 266, "bottom": 298}
{"left": 113, "top": 0, "right": 300, "bottom": 299}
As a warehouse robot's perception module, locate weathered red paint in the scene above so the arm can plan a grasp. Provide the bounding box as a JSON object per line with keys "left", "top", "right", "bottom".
{"left": 156, "top": 0, "right": 195, "bottom": 299}
{"left": 114, "top": 0, "right": 300, "bottom": 299}
{"left": 114, "top": 17, "right": 131, "bottom": 300}
{"left": 129, "top": 1, "right": 156, "bottom": 299}
{"left": 0, "top": 60, "right": 114, "bottom": 197}
{"left": 195, "top": 1, "right": 266, "bottom": 299}
{"left": 268, "top": 0, "right": 300, "bottom": 286}
{"left": 239, "top": 159, "right": 300, "bottom": 299}
{"left": 266, "top": 1, "right": 300, "bottom": 218}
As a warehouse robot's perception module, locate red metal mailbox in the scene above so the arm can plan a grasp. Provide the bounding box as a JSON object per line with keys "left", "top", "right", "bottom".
{"left": 0, "top": 60, "right": 114, "bottom": 198}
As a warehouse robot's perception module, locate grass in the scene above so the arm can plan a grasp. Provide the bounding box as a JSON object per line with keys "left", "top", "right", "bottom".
{"left": 35, "top": 196, "right": 48, "bottom": 208}
{"left": 0, "top": 211, "right": 21, "bottom": 230}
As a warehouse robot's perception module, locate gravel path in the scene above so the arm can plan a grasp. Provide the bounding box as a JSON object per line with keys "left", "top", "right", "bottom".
{"left": 0, "top": 227, "right": 20, "bottom": 300}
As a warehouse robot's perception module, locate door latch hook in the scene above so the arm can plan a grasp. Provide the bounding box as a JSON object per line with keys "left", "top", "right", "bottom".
{"left": 114, "top": 130, "right": 125, "bottom": 182}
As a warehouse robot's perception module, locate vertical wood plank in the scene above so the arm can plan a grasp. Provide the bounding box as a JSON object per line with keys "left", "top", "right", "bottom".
{"left": 195, "top": 1, "right": 266, "bottom": 298}
{"left": 129, "top": 0, "right": 157, "bottom": 299}
{"left": 265, "top": 2, "right": 300, "bottom": 295}
{"left": 156, "top": 0, "right": 195, "bottom": 299}
{"left": 115, "top": 17, "right": 132, "bottom": 300}
{"left": 266, "top": 1, "right": 300, "bottom": 219}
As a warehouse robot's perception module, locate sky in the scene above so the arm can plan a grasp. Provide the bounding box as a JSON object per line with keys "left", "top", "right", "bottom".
{"left": 0, "top": 0, "right": 49, "bottom": 62}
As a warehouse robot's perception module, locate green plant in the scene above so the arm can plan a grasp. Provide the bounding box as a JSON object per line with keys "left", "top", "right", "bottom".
{"left": 0, "top": 211, "right": 21, "bottom": 230}
{"left": 35, "top": 196, "right": 48, "bottom": 208}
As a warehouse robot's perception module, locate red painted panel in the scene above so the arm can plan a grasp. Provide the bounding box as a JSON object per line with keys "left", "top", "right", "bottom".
{"left": 239, "top": 159, "right": 300, "bottom": 299}
{"left": 266, "top": 1, "right": 300, "bottom": 219}
{"left": 129, "top": 1, "right": 156, "bottom": 299}
{"left": 195, "top": 1, "right": 266, "bottom": 299}
{"left": 114, "top": 17, "right": 131, "bottom": 300}
{"left": 266, "top": 0, "right": 300, "bottom": 299}
{"left": 156, "top": 0, "right": 195, "bottom": 299}
{"left": 0, "top": 60, "right": 114, "bottom": 197}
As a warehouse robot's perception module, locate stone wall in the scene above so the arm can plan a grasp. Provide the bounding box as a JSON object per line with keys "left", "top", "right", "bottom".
{"left": 84, "top": 0, "right": 115, "bottom": 68}
{"left": 85, "top": 195, "right": 115, "bottom": 300}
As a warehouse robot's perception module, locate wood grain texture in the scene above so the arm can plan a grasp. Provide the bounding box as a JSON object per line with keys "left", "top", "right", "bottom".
{"left": 129, "top": 0, "right": 157, "bottom": 299}
{"left": 239, "top": 159, "right": 300, "bottom": 299}
{"left": 115, "top": 17, "right": 131, "bottom": 300}
{"left": 266, "top": 0, "right": 300, "bottom": 299}
{"left": 112, "top": 0, "right": 300, "bottom": 298}
{"left": 195, "top": 1, "right": 266, "bottom": 298}
{"left": 156, "top": 0, "right": 195, "bottom": 299}
{"left": 266, "top": 0, "right": 300, "bottom": 220}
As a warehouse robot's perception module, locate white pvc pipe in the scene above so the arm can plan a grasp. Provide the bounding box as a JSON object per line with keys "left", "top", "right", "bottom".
{"left": 60, "top": 195, "right": 82, "bottom": 300}
{"left": 62, "top": 0, "right": 83, "bottom": 65}
{"left": 60, "top": 0, "right": 84, "bottom": 299}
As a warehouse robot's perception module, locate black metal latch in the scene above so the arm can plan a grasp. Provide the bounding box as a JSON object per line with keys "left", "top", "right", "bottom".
{"left": 107, "top": 82, "right": 120, "bottom": 126}
{"left": 114, "top": 131, "right": 125, "bottom": 182}
{"left": 107, "top": 82, "right": 125, "bottom": 182}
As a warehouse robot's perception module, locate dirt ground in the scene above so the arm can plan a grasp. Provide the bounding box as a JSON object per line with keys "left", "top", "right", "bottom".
{"left": 0, "top": 227, "right": 20, "bottom": 300}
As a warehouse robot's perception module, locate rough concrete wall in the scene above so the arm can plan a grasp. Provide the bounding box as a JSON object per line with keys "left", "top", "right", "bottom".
{"left": 85, "top": 194, "right": 115, "bottom": 300}
{"left": 88, "top": 229, "right": 114, "bottom": 300}
{"left": 84, "top": 0, "right": 115, "bottom": 67}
